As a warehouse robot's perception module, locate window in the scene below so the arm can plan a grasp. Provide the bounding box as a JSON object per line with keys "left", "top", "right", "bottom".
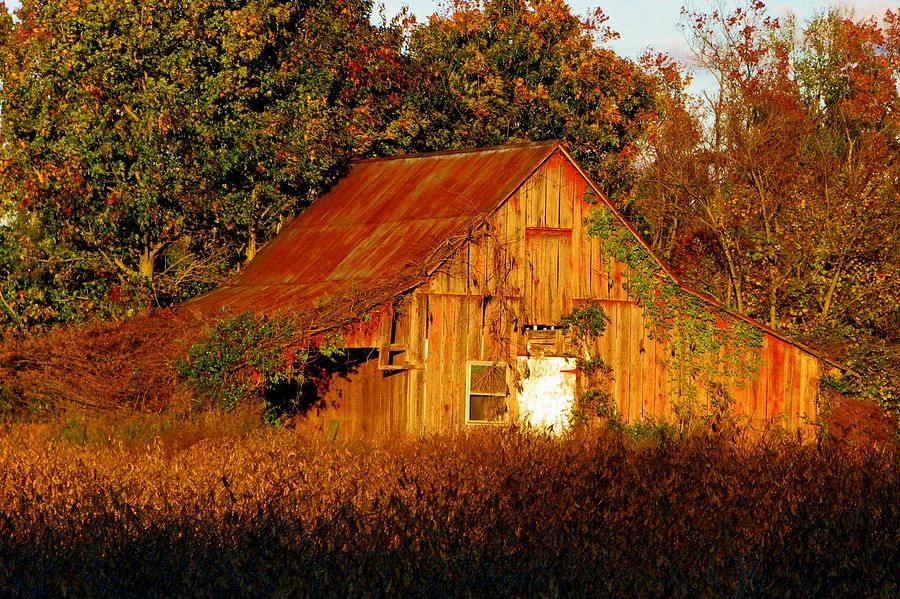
{"left": 466, "top": 361, "right": 509, "bottom": 424}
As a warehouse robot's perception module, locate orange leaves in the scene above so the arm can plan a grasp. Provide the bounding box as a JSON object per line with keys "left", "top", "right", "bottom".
{"left": 638, "top": 3, "right": 899, "bottom": 388}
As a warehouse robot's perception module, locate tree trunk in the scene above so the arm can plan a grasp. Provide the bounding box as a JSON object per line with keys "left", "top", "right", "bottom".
{"left": 138, "top": 245, "right": 155, "bottom": 280}
{"left": 820, "top": 256, "right": 845, "bottom": 322}
{"left": 719, "top": 239, "right": 744, "bottom": 313}
{"left": 245, "top": 228, "right": 257, "bottom": 264}
{"left": 768, "top": 286, "right": 778, "bottom": 329}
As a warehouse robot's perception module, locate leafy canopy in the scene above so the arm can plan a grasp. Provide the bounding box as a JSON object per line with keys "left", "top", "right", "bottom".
{"left": 0, "top": 0, "right": 405, "bottom": 330}
{"left": 402, "top": 0, "right": 662, "bottom": 196}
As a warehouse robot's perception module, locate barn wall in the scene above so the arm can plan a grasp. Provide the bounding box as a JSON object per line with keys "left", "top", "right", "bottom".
{"left": 418, "top": 150, "right": 822, "bottom": 432}
{"left": 294, "top": 352, "right": 410, "bottom": 438}
{"left": 307, "top": 150, "right": 822, "bottom": 436}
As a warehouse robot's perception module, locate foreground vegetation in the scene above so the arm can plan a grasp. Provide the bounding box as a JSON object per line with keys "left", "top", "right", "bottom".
{"left": 1, "top": 420, "right": 897, "bottom": 598}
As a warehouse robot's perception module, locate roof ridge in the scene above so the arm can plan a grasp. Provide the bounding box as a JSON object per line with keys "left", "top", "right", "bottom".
{"left": 357, "top": 139, "right": 563, "bottom": 164}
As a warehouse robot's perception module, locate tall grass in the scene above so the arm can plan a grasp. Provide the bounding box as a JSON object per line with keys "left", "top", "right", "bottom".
{"left": 1, "top": 425, "right": 897, "bottom": 598}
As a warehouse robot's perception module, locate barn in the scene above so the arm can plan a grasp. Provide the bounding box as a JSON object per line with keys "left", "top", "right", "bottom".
{"left": 187, "top": 141, "right": 830, "bottom": 437}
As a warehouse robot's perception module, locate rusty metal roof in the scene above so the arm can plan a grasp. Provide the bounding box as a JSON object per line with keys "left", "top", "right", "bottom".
{"left": 186, "top": 140, "right": 561, "bottom": 315}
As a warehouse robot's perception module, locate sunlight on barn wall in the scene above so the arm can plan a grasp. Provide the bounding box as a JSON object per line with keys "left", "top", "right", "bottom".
{"left": 516, "top": 357, "right": 577, "bottom": 432}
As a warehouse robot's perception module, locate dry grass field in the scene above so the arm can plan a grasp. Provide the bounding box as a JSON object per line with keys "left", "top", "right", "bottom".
{"left": 1, "top": 417, "right": 897, "bottom": 598}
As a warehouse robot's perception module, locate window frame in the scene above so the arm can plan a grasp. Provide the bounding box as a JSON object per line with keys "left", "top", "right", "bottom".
{"left": 465, "top": 360, "right": 510, "bottom": 425}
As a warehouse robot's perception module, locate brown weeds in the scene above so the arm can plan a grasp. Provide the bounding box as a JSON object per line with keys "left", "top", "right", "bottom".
{"left": 0, "top": 310, "right": 202, "bottom": 415}
{"left": 0, "top": 426, "right": 897, "bottom": 598}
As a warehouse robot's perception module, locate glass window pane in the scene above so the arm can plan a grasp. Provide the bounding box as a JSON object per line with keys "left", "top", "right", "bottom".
{"left": 469, "top": 394, "right": 506, "bottom": 422}
{"left": 469, "top": 364, "right": 507, "bottom": 395}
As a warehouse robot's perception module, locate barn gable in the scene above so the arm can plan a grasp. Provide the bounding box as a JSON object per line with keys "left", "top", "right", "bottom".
{"left": 186, "top": 141, "right": 826, "bottom": 437}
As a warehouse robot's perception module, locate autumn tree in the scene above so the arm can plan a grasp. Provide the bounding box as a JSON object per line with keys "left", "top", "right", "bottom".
{"left": 186, "top": 0, "right": 408, "bottom": 263}
{"left": 635, "top": 2, "right": 899, "bottom": 406}
{"left": 400, "top": 0, "right": 662, "bottom": 197}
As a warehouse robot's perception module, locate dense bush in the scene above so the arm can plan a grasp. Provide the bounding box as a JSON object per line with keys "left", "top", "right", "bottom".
{"left": 1, "top": 426, "right": 896, "bottom": 597}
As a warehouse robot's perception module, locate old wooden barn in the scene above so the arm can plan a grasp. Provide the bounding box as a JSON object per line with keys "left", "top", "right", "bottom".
{"left": 188, "top": 141, "right": 829, "bottom": 437}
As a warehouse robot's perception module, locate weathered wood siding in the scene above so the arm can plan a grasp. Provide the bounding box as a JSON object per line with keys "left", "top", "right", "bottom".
{"left": 418, "top": 150, "right": 822, "bottom": 432}
{"left": 294, "top": 354, "right": 409, "bottom": 437}
{"left": 307, "top": 149, "right": 822, "bottom": 437}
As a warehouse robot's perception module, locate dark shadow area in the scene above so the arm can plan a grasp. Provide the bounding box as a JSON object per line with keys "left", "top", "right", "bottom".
{"left": 263, "top": 348, "right": 374, "bottom": 419}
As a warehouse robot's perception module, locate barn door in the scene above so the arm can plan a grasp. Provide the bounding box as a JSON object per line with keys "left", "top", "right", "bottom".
{"left": 516, "top": 356, "right": 577, "bottom": 432}
{"left": 525, "top": 228, "right": 572, "bottom": 324}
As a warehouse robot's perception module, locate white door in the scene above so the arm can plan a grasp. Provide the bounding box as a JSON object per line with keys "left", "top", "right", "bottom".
{"left": 516, "top": 356, "right": 577, "bottom": 432}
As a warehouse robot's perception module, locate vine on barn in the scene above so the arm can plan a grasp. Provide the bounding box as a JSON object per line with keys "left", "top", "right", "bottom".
{"left": 584, "top": 205, "right": 763, "bottom": 421}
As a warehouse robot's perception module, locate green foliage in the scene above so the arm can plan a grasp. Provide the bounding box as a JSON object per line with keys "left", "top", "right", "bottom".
{"left": 586, "top": 206, "right": 763, "bottom": 417}
{"left": 0, "top": 222, "right": 149, "bottom": 333}
{"left": 175, "top": 310, "right": 347, "bottom": 421}
{"left": 175, "top": 311, "right": 304, "bottom": 412}
{"left": 578, "top": 387, "right": 616, "bottom": 422}
{"left": 559, "top": 300, "right": 616, "bottom": 423}
{"left": 559, "top": 300, "right": 610, "bottom": 340}
{"left": 0, "top": 0, "right": 405, "bottom": 330}
{"left": 402, "top": 0, "right": 662, "bottom": 196}
{"left": 818, "top": 323, "right": 899, "bottom": 418}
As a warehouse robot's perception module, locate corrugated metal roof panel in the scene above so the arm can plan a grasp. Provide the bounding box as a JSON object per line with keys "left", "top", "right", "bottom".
{"left": 186, "top": 140, "right": 560, "bottom": 315}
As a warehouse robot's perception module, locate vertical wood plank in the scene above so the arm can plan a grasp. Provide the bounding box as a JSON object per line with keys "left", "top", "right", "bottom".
{"left": 611, "top": 259, "right": 627, "bottom": 301}
{"left": 546, "top": 234, "right": 559, "bottom": 320}
{"left": 662, "top": 341, "right": 677, "bottom": 421}
{"left": 439, "top": 296, "right": 455, "bottom": 431}
{"left": 805, "top": 356, "right": 821, "bottom": 427}
{"left": 785, "top": 347, "right": 800, "bottom": 429}
{"left": 796, "top": 352, "right": 812, "bottom": 426}
{"left": 467, "top": 296, "right": 482, "bottom": 362}
{"left": 641, "top": 311, "right": 655, "bottom": 421}
{"left": 425, "top": 294, "right": 443, "bottom": 432}
{"left": 559, "top": 159, "right": 576, "bottom": 230}
{"left": 781, "top": 345, "right": 793, "bottom": 428}
{"left": 457, "top": 296, "right": 473, "bottom": 428}
{"left": 768, "top": 338, "right": 786, "bottom": 420}
{"left": 445, "top": 297, "right": 458, "bottom": 430}
{"left": 592, "top": 238, "right": 607, "bottom": 300}
{"left": 654, "top": 337, "right": 669, "bottom": 420}
{"left": 508, "top": 191, "right": 524, "bottom": 297}
{"left": 605, "top": 303, "right": 623, "bottom": 418}
{"left": 751, "top": 338, "right": 770, "bottom": 424}
{"left": 558, "top": 232, "right": 572, "bottom": 316}
{"left": 571, "top": 179, "right": 585, "bottom": 299}
{"left": 407, "top": 293, "right": 427, "bottom": 434}
{"left": 523, "top": 232, "right": 535, "bottom": 325}
{"left": 628, "top": 305, "right": 643, "bottom": 423}
{"left": 470, "top": 236, "right": 486, "bottom": 295}
{"left": 545, "top": 154, "right": 561, "bottom": 228}
{"left": 527, "top": 165, "right": 545, "bottom": 227}
{"left": 521, "top": 172, "right": 533, "bottom": 229}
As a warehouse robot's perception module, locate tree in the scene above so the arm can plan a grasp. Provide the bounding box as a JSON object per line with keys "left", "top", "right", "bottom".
{"left": 0, "top": 0, "right": 406, "bottom": 329}
{"left": 185, "top": 0, "right": 408, "bottom": 263}
{"left": 401, "top": 0, "right": 662, "bottom": 197}
{"left": 634, "top": 2, "right": 899, "bottom": 407}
